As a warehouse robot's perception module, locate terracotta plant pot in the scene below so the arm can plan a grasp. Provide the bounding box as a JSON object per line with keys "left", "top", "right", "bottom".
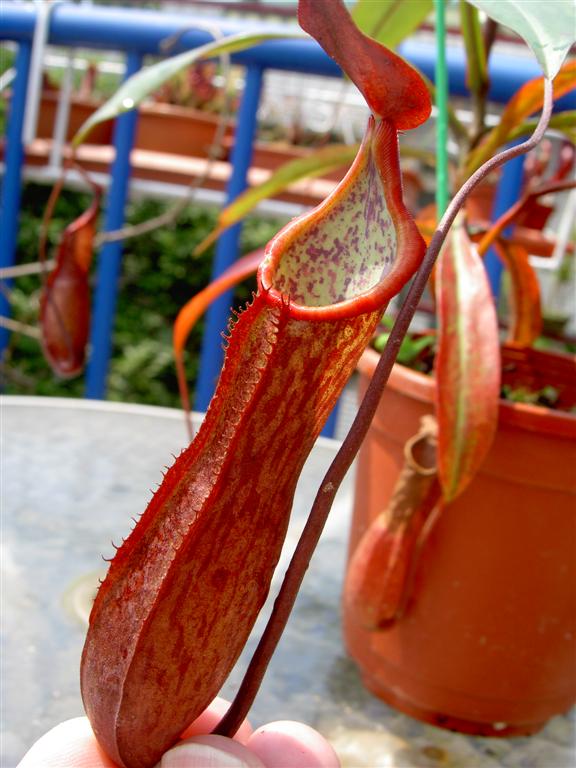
{"left": 134, "top": 103, "right": 234, "bottom": 159}
{"left": 37, "top": 92, "right": 114, "bottom": 145}
{"left": 36, "top": 93, "right": 234, "bottom": 158}
{"left": 344, "top": 345, "right": 576, "bottom": 737}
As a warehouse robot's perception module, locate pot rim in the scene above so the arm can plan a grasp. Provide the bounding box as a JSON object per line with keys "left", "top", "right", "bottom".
{"left": 358, "top": 346, "right": 576, "bottom": 440}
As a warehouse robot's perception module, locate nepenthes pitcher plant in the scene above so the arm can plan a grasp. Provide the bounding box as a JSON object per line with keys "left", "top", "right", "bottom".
{"left": 34, "top": 0, "right": 559, "bottom": 765}
{"left": 78, "top": 2, "right": 431, "bottom": 765}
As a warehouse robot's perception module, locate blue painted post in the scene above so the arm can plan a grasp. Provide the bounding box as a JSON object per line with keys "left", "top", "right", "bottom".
{"left": 484, "top": 151, "right": 526, "bottom": 297}
{"left": 85, "top": 50, "right": 142, "bottom": 399}
{"left": 195, "top": 64, "right": 264, "bottom": 411}
{"left": 321, "top": 403, "right": 339, "bottom": 439}
{"left": 0, "top": 43, "right": 32, "bottom": 354}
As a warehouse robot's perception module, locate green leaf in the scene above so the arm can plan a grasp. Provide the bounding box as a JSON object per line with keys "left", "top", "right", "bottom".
{"left": 373, "top": 329, "right": 435, "bottom": 367}
{"left": 72, "top": 31, "right": 303, "bottom": 146}
{"left": 506, "top": 110, "right": 576, "bottom": 143}
{"left": 466, "top": 0, "right": 576, "bottom": 78}
{"left": 195, "top": 143, "right": 359, "bottom": 254}
{"left": 351, "top": 0, "right": 433, "bottom": 50}
{"left": 459, "top": 1, "right": 488, "bottom": 98}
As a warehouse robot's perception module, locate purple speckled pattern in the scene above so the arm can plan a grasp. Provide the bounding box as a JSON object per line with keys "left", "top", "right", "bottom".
{"left": 273, "top": 142, "right": 395, "bottom": 307}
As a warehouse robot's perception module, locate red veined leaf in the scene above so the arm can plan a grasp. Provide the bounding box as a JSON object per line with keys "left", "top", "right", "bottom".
{"left": 435, "top": 219, "right": 500, "bottom": 502}
{"left": 298, "top": 0, "right": 431, "bottom": 130}
{"left": 493, "top": 238, "right": 542, "bottom": 347}
{"left": 466, "top": 59, "right": 576, "bottom": 176}
{"left": 39, "top": 186, "right": 101, "bottom": 378}
{"left": 173, "top": 247, "right": 264, "bottom": 439}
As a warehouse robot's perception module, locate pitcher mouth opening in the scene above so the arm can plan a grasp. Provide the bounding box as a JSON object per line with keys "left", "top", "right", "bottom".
{"left": 258, "top": 118, "right": 425, "bottom": 323}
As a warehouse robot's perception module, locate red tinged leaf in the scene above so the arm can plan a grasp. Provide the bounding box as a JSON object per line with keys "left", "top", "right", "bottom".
{"left": 493, "top": 239, "right": 542, "bottom": 347}
{"left": 512, "top": 198, "right": 553, "bottom": 230}
{"left": 298, "top": 0, "right": 431, "bottom": 130}
{"left": 466, "top": 59, "right": 576, "bottom": 176}
{"left": 81, "top": 117, "right": 425, "bottom": 768}
{"left": 173, "top": 248, "right": 264, "bottom": 438}
{"left": 39, "top": 188, "right": 100, "bottom": 378}
{"left": 435, "top": 219, "right": 500, "bottom": 503}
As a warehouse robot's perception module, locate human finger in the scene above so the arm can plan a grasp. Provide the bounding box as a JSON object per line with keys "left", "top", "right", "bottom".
{"left": 17, "top": 717, "right": 117, "bottom": 768}
{"left": 246, "top": 721, "right": 341, "bottom": 767}
{"left": 160, "top": 734, "right": 265, "bottom": 768}
{"left": 180, "top": 696, "right": 253, "bottom": 744}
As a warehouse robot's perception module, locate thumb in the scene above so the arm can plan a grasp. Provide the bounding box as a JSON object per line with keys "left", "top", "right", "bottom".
{"left": 17, "top": 718, "right": 116, "bottom": 768}
{"left": 160, "top": 735, "right": 266, "bottom": 768}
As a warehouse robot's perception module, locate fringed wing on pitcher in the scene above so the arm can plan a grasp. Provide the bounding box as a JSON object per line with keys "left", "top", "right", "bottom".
{"left": 81, "top": 3, "right": 431, "bottom": 766}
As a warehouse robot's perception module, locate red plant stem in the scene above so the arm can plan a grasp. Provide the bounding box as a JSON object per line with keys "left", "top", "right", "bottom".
{"left": 214, "top": 78, "right": 554, "bottom": 738}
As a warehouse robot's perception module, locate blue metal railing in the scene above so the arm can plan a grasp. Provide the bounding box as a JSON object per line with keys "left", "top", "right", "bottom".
{"left": 196, "top": 64, "right": 264, "bottom": 412}
{"left": 85, "top": 50, "right": 143, "bottom": 399}
{"left": 2, "top": 2, "right": 573, "bottom": 431}
{"left": 0, "top": 41, "right": 32, "bottom": 353}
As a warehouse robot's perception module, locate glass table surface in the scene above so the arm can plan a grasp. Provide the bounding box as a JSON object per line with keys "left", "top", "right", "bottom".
{"left": 2, "top": 396, "right": 573, "bottom": 767}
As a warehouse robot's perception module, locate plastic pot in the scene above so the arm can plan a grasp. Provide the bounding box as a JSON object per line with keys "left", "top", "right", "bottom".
{"left": 344, "top": 346, "right": 576, "bottom": 737}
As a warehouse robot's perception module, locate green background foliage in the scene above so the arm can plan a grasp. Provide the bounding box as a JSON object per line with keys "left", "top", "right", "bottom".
{"left": 3, "top": 184, "right": 283, "bottom": 407}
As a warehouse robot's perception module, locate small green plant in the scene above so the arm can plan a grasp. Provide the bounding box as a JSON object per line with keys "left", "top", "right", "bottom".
{"left": 500, "top": 383, "right": 560, "bottom": 408}
{"left": 373, "top": 316, "right": 435, "bottom": 371}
